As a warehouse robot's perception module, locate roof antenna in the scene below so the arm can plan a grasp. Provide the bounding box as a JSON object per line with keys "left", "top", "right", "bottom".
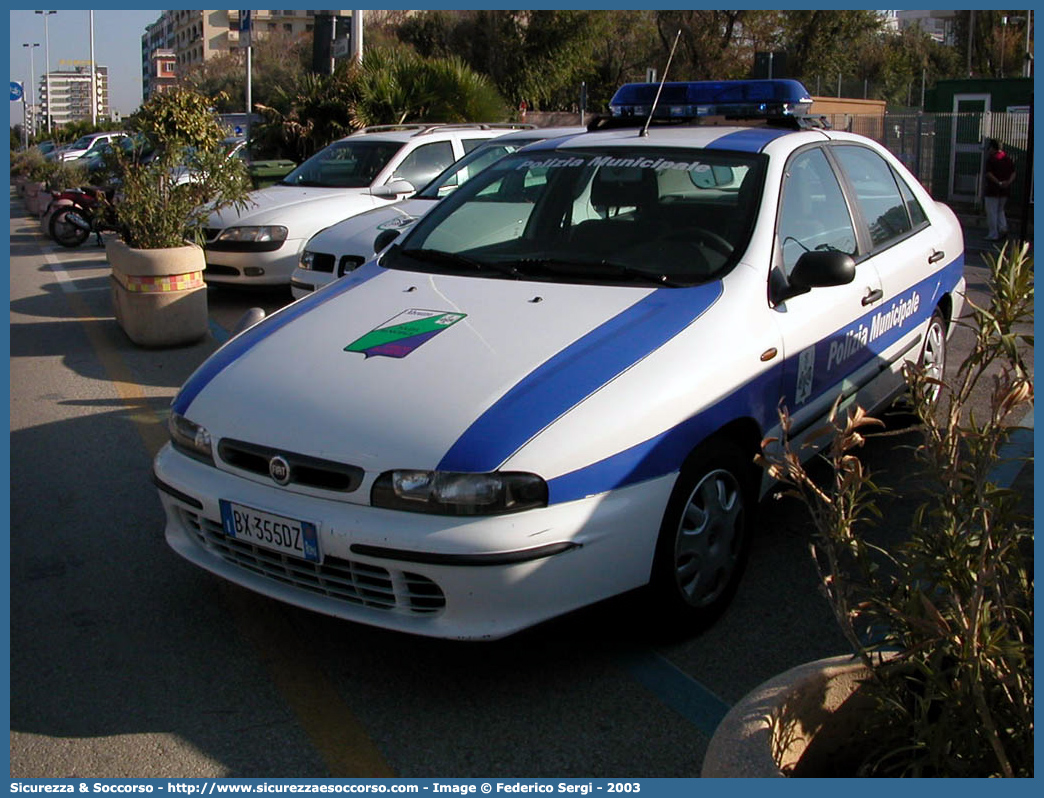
{"left": 642, "top": 29, "right": 682, "bottom": 138}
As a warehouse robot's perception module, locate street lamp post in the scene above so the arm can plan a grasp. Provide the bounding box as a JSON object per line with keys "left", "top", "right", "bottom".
{"left": 36, "top": 10, "right": 57, "bottom": 134}
{"left": 22, "top": 42, "right": 40, "bottom": 139}
{"left": 89, "top": 11, "right": 97, "bottom": 125}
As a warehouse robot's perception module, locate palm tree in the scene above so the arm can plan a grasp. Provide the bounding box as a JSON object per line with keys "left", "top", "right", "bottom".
{"left": 351, "top": 48, "right": 506, "bottom": 128}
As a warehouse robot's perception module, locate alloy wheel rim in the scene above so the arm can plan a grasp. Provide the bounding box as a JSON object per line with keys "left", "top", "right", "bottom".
{"left": 673, "top": 468, "right": 744, "bottom": 608}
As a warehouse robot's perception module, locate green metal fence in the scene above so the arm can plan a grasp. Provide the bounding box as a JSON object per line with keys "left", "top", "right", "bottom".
{"left": 819, "top": 111, "right": 1032, "bottom": 211}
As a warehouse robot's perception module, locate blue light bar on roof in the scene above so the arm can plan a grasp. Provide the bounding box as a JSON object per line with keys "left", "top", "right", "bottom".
{"left": 609, "top": 79, "right": 814, "bottom": 120}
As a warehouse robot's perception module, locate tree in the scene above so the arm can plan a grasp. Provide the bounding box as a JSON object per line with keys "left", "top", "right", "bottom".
{"left": 181, "top": 30, "right": 312, "bottom": 115}
{"left": 400, "top": 10, "right": 607, "bottom": 111}
{"left": 584, "top": 11, "right": 660, "bottom": 113}
{"left": 653, "top": 10, "right": 754, "bottom": 80}
{"left": 250, "top": 49, "right": 507, "bottom": 161}
{"left": 782, "top": 10, "right": 884, "bottom": 87}
{"left": 251, "top": 71, "right": 357, "bottom": 162}
{"left": 350, "top": 48, "right": 506, "bottom": 127}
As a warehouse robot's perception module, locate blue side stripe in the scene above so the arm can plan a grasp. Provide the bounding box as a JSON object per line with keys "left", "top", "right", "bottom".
{"left": 546, "top": 254, "right": 966, "bottom": 504}
{"left": 438, "top": 282, "right": 724, "bottom": 473}
{"left": 705, "top": 127, "right": 794, "bottom": 152}
{"left": 172, "top": 263, "right": 385, "bottom": 415}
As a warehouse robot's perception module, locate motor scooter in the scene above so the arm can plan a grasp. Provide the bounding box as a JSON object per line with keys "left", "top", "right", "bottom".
{"left": 45, "top": 185, "right": 118, "bottom": 248}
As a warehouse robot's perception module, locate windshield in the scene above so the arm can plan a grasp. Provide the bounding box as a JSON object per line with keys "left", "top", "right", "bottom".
{"left": 384, "top": 147, "right": 765, "bottom": 287}
{"left": 70, "top": 135, "right": 95, "bottom": 149}
{"left": 415, "top": 136, "right": 547, "bottom": 200}
{"left": 280, "top": 139, "right": 404, "bottom": 188}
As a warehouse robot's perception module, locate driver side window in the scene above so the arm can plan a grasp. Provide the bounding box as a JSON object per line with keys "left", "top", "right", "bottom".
{"left": 778, "top": 149, "right": 857, "bottom": 275}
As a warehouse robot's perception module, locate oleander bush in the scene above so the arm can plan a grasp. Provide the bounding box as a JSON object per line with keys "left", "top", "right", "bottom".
{"left": 758, "top": 241, "right": 1034, "bottom": 776}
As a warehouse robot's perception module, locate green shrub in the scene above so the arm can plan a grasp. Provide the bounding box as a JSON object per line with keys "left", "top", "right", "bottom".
{"left": 109, "top": 87, "right": 252, "bottom": 250}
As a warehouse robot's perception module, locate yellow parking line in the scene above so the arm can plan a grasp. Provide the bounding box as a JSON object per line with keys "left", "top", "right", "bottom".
{"left": 222, "top": 585, "right": 397, "bottom": 777}
{"left": 52, "top": 247, "right": 395, "bottom": 778}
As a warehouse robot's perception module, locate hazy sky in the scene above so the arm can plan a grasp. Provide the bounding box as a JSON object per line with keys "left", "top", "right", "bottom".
{"left": 9, "top": 8, "right": 163, "bottom": 120}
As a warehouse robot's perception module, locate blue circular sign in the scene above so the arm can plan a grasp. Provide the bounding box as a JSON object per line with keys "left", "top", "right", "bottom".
{"left": 10, "top": 81, "right": 24, "bottom": 102}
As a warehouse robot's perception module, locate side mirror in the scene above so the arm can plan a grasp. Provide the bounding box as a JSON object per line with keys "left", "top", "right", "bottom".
{"left": 370, "top": 179, "right": 415, "bottom": 199}
{"left": 373, "top": 228, "right": 401, "bottom": 253}
{"left": 773, "top": 250, "right": 856, "bottom": 304}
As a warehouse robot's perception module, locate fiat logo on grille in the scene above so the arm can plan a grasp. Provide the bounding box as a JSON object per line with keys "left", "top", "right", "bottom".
{"left": 269, "top": 455, "right": 291, "bottom": 486}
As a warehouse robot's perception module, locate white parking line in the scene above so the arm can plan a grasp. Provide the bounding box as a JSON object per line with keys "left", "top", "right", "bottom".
{"left": 43, "top": 249, "right": 110, "bottom": 294}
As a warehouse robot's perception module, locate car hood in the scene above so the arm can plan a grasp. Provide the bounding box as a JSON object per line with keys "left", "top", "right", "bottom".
{"left": 207, "top": 184, "right": 383, "bottom": 230}
{"left": 174, "top": 263, "right": 722, "bottom": 477}
{"left": 306, "top": 198, "right": 436, "bottom": 256}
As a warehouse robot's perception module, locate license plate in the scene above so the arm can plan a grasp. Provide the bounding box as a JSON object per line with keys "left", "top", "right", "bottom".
{"left": 219, "top": 500, "right": 320, "bottom": 563}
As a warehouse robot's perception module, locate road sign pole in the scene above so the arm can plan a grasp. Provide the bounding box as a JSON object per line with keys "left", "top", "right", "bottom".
{"left": 242, "top": 11, "right": 252, "bottom": 143}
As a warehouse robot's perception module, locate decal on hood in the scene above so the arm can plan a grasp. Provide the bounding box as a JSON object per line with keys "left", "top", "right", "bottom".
{"left": 345, "top": 309, "right": 467, "bottom": 359}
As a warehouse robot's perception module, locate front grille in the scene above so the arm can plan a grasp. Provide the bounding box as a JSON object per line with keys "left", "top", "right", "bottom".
{"left": 181, "top": 508, "right": 446, "bottom": 614}
{"left": 311, "top": 253, "right": 336, "bottom": 273}
{"left": 218, "top": 438, "right": 363, "bottom": 492}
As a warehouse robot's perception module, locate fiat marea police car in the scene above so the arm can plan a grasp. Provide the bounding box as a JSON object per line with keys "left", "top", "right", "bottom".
{"left": 155, "top": 80, "right": 965, "bottom": 640}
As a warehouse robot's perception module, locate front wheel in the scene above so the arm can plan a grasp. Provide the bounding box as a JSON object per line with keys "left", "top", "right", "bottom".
{"left": 649, "top": 443, "right": 754, "bottom": 632}
{"left": 50, "top": 209, "right": 91, "bottom": 248}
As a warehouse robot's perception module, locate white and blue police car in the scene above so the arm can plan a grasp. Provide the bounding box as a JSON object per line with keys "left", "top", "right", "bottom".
{"left": 154, "top": 80, "right": 966, "bottom": 640}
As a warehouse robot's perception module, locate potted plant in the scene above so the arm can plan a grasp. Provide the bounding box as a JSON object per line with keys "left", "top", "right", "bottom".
{"left": 10, "top": 146, "right": 44, "bottom": 196}
{"left": 105, "top": 87, "right": 252, "bottom": 347}
{"left": 16, "top": 148, "right": 52, "bottom": 214}
{"left": 705, "top": 242, "right": 1034, "bottom": 777}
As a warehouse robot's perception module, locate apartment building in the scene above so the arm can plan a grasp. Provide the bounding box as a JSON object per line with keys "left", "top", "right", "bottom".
{"left": 39, "top": 63, "right": 110, "bottom": 127}
{"left": 141, "top": 10, "right": 354, "bottom": 101}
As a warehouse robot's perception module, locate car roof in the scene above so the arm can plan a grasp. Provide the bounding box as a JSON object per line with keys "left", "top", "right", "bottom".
{"left": 490, "top": 125, "right": 588, "bottom": 143}
{"left": 532, "top": 123, "right": 827, "bottom": 155}
{"left": 343, "top": 123, "right": 533, "bottom": 143}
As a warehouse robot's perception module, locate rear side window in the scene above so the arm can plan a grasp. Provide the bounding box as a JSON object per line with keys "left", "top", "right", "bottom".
{"left": 832, "top": 146, "right": 916, "bottom": 249}
{"left": 895, "top": 170, "right": 927, "bottom": 228}
{"left": 391, "top": 141, "right": 455, "bottom": 188}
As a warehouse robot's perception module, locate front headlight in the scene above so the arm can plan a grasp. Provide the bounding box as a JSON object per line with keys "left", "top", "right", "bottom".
{"left": 299, "top": 250, "right": 316, "bottom": 270}
{"left": 371, "top": 470, "right": 547, "bottom": 516}
{"left": 216, "top": 225, "right": 288, "bottom": 243}
{"left": 168, "top": 411, "right": 214, "bottom": 464}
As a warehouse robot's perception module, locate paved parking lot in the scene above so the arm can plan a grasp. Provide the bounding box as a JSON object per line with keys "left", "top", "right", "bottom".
{"left": 7, "top": 189, "right": 1032, "bottom": 778}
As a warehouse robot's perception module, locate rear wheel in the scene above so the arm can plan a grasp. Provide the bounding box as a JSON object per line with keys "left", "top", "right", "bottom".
{"left": 50, "top": 209, "right": 90, "bottom": 248}
{"left": 649, "top": 442, "right": 754, "bottom": 632}
{"left": 920, "top": 311, "right": 947, "bottom": 399}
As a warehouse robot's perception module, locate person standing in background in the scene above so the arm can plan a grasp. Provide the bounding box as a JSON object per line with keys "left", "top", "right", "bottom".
{"left": 983, "top": 138, "right": 1016, "bottom": 242}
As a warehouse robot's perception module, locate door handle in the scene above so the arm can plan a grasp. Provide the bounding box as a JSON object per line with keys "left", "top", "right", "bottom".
{"left": 862, "top": 288, "right": 883, "bottom": 306}
{"left": 928, "top": 250, "right": 945, "bottom": 264}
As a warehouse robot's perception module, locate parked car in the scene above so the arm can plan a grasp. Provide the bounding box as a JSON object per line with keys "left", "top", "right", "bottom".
{"left": 222, "top": 136, "right": 298, "bottom": 189}
{"left": 171, "top": 137, "right": 297, "bottom": 190}
{"left": 78, "top": 134, "right": 156, "bottom": 177}
{"left": 291, "top": 126, "right": 587, "bottom": 298}
{"left": 201, "top": 123, "right": 531, "bottom": 287}
{"left": 155, "top": 79, "right": 965, "bottom": 640}
{"left": 49, "top": 131, "right": 128, "bottom": 162}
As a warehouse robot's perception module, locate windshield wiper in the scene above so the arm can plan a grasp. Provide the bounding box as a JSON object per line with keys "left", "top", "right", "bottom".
{"left": 398, "top": 248, "right": 522, "bottom": 278}
{"left": 505, "top": 256, "right": 687, "bottom": 287}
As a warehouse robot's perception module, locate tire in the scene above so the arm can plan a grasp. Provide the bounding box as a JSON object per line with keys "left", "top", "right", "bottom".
{"left": 649, "top": 442, "right": 755, "bottom": 633}
{"left": 50, "top": 209, "right": 91, "bottom": 248}
{"left": 919, "top": 310, "right": 947, "bottom": 400}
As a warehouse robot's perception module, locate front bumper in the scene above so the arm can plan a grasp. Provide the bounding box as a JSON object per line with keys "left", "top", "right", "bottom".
{"left": 203, "top": 240, "right": 305, "bottom": 286}
{"left": 154, "top": 443, "right": 673, "bottom": 640}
